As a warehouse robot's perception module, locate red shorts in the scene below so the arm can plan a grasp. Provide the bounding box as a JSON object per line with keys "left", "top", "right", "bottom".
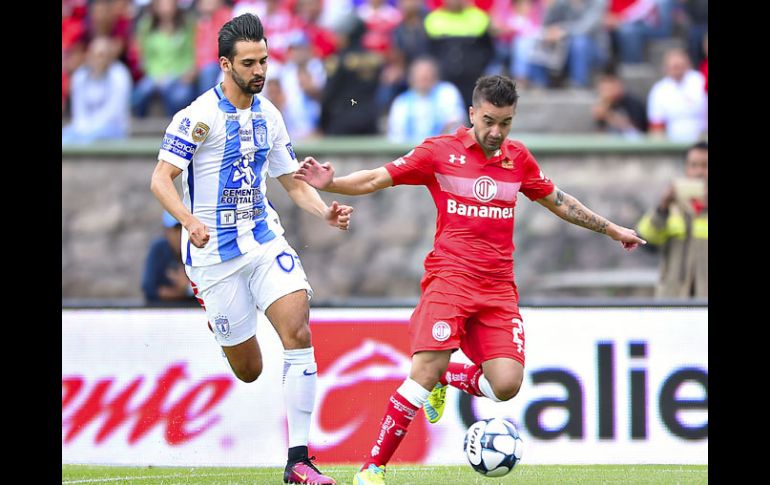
{"left": 409, "top": 271, "right": 526, "bottom": 366}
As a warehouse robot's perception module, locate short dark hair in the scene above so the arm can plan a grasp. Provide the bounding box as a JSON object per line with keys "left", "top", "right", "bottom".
{"left": 472, "top": 75, "right": 519, "bottom": 108}
{"left": 218, "top": 13, "right": 266, "bottom": 60}
{"left": 685, "top": 141, "right": 708, "bottom": 164}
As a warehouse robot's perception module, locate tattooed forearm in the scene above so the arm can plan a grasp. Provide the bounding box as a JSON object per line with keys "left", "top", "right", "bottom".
{"left": 555, "top": 190, "right": 565, "bottom": 206}
{"left": 563, "top": 193, "right": 609, "bottom": 234}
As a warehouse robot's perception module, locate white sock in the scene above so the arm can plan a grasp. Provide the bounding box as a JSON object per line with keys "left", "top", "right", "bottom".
{"left": 478, "top": 375, "right": 503, "bottom": 402}
{"left": 283, "top": 347, "right": 317, "bottom": 448}
{"left": 396, "top": 378, "right": 431, "bottom": 408}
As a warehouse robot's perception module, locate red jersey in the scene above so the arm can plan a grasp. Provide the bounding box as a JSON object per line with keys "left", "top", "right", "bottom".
{"left": 384, "top": 126, "right": 554, "bottom": 282}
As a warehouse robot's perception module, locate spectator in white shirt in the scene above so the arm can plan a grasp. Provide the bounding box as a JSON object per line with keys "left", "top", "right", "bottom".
{"left": 647, "top": 47, "right": 707, "bottom": 142}
{"left": 62, "top": 36, "right": 132, "bottom": 144}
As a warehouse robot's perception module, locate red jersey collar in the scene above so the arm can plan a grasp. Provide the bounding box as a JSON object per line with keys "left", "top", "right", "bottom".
{"left": 456, "top": 126, "right": 512, "bottom": 164}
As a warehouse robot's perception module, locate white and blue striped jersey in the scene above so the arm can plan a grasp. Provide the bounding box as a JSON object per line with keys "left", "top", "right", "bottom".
{"left": 158, "top": 84, "right": 299, "bottom": 266}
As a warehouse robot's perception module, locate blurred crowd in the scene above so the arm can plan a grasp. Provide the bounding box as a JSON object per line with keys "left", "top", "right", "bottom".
{"left": 62, "top": 0, "right": 708, "bottom": 144}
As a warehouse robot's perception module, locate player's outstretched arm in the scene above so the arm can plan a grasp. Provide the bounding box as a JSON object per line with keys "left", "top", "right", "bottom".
{"left": 293, "top": 156, "right": 394, "bottom": 195}
{"left": 536, "top": 187, "right": 646, "bottom": 251}
{"left": 278, "top": 173, "right": 354, "bottom": 231}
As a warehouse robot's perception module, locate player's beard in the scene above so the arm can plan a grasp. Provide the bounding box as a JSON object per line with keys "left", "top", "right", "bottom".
{"left": 472, "top": 126, "right": 503, "bottom": 153}
{"left": 479, "top": 132, "right": 503, "bottom": 153}
{"left": 230, "top": 69, "right": 265, "bottom": 95}
{"left": 483, "top": 137, "right": 502, "bottom": 152}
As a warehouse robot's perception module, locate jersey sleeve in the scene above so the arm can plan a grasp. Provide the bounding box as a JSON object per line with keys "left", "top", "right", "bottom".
{"left": 519, "top": 147, "right": 555, "bottom": 201}
{"left": 266, "top": 108, "right": 300, "bottom": 178}
{"left": 158, "top": 108, "right": 206, "bottom": 170}
{"left": 384, "top": 142, "right": 435, "bottom": 186}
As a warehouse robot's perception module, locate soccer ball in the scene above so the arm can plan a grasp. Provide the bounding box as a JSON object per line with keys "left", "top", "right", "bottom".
{"left": 463, "top": 418, "right": 523, "bottom": 477}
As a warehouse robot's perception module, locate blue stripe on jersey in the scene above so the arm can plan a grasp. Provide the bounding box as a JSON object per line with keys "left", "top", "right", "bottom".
{"left": 185, "top": 160, "right": 195, "bottom": 265}
{"left": 249, "top": 96, "right": 275, "bottom": 244}
{"left": 161, "top": 134, "right": 197, "bottom": 161}
{"left": 215, "top": 87, "right": 244, "bottom": 261}
{"left": 252, "top": 216, "right": 277, "bottom": 245}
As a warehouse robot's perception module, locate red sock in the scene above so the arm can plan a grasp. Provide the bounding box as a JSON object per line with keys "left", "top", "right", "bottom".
{"left": 440, "top": 362, "right": 484, "bottom": 397}
{"left": 362, "top": 391, "right": 419, "bottom": 469}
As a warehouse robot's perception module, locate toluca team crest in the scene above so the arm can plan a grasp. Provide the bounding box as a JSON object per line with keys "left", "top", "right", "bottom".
{"left": 214, "top": 314, "right": 230, "bottom": 337}
{"left": 473, "top": 176, "right": 497, "bottom": 202}
{"left": 432, "top": 321, "right": 451, "bottom": 341}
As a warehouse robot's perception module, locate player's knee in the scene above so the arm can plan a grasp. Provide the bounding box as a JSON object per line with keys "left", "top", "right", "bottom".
{"left": 412, "top": 368, "right": 443, "bottom": 385}
{"left": 493, "top": 376, "right": 523, "bottom": 401}
{"left": 409, "top": 364, "right": 446, "bottom": 389}
{"left": 283, "top": 323, "right": 312, "bottom": 348}
{"left": 233, "top": 362, "right": 263, "bottom": 383}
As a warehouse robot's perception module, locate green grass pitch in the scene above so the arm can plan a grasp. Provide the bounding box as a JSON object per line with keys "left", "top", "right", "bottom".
{"left": 62, "top": 464, "right": 707, "bottom": 484}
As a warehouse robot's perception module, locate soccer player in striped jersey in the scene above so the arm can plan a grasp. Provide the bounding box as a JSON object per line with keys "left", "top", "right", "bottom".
{"left": 150, "top": 13, "right": 347, "bottom": 485}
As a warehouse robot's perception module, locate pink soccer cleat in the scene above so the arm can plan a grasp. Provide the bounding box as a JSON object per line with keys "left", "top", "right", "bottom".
{"left": 283, "top": 456, "right": 337, "bottom": 484}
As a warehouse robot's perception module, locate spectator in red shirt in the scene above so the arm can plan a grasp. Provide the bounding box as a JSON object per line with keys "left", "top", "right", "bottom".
{"left": 295, "top": 0, "right": 339, "bottom": 59}
{"left": 358, "top": 0, "right": 403, "bottom": 54}
{"left": 604, "top": 0, "right": 658, "bottom": 64}
{"left": 426, "top": 0, "right": 496, "bottom": 11}
{"left": 62, "top": 0, "right": 88, "bottom": 110}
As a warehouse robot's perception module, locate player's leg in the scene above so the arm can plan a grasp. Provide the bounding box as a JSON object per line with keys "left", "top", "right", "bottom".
{"left": 423, "top": 360, "right": 484, "bottom": 425}
{"left": 456, "top": 295, "right": 526, "bottom": 402}
{"left": 252, "top": 244, "right": 335, "bottom": 485}
{"left": 354, "top": 349, "right": 452, "bottom": 485}
{"left": 187, "top": 262, "right": 264, "bottom": 382}
{"left": 220, "top": 336, "right": 264, "bottom": 383}
{"left": 356, "top": 273, "right": 468, "bottom": 483}
{"left": 419, "top": 274, "right": 488, "bottom": 423}
{"left": 480, "top": 357, "right": 524, "bottom": 401}
{"left": 431, "top": 282, "right": 525, "bottom": 404}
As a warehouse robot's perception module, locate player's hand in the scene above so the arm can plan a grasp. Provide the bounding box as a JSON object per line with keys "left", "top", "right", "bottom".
{"left": 294, "top": 157, "right": 334, "bottom": 190}
{"left": 186, "top": 217, "right": 210, "bottom": 248}
{"left": 326, "top": 200, "right": 354, "bottom": 231}
{"left": 609, "top": 224, "right": 646, "bottom": 252}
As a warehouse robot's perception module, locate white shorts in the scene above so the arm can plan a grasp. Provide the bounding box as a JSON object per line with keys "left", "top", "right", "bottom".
{"left": 186, "top": 236, "right": 313, "bottom": 347}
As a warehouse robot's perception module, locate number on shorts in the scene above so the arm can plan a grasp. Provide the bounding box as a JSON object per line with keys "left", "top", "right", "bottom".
{"left": 512, "top": 318, "right": 524, "bottom": 354}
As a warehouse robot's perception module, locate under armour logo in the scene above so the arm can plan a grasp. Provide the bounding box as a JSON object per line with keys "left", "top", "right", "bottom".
{"left": 449, "top": 154, "right": 466, "bottom": 164}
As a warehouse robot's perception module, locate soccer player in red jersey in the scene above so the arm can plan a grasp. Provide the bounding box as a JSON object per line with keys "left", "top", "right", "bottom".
{"left": 294, "top": 75, "right": 646, "bottom": 485}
